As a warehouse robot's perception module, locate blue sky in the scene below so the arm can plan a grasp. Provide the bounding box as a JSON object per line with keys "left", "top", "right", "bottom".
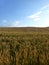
{"left": 0, "top": 0, "right": 49, "bottom": 27}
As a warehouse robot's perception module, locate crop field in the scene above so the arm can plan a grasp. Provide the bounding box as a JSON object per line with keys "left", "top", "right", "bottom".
{"left": 0, "top": 27, "right": 49, "bottom": 65}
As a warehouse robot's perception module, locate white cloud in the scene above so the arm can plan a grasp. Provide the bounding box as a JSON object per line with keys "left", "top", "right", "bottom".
{"left": 27, "top": 11, "right": 42, "bottom": 19}
{"left": 3, "top": 20, "right": 7, "bottom": 23}
{"left": 39, "top": 20, "right": 49, "bottom": 27}
{"left": 27, "top": 4, "right": 49, "bottom": 22}
{"left": 47, "top": 10, "right": 49, "bottom": 13}
{"left": 1, "top": 20, "right": 20, "bottom": 27}
{"left": 2, "top": 20, "right": 8, "bottom": 26}
{"left": 10, "top": 21, "right": 20, "bottom": 27}
{"left": 27, "top": 11, "right": 42, "bottom": 21}
{"left": 41, "top": 4, "right": 49, "bottom": 10}
{"left": 27, "top": 4, "right": 49, "bottom": 27}
{"left": 34, "top": 17, "right": 40, "bottom": 21}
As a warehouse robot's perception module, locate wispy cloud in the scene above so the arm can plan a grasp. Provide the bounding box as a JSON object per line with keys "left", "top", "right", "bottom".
{"left": 1, "top": 20, "right": 20, "bottom": 27}
{"left": 2, "top": 20, "right": 8, "bottom": 26}
{"left": 10, "top": 21, "right": 20, "bottom": 27}
{"left": 34, "top": 17, "right": 40, "bottom": 21}
{"left": 47, "top": 10, "right": 49, "bottom": 13}
{"left": 41, "top": 4, "right": 49, "bottom": 10}
{"left": 27, "top": 4, "right": 49, "bottom": 27}
{"left": 27, "top": 11, "right": 42, "bottom": 21}
{"left": 27, "top": 4, "right": 49, "bottom": 22}
{"left": 3, "top": 20, "right": 7, "bottom": 23}
{"left": 27, "top": 11, "right": 42, "bottom": 19}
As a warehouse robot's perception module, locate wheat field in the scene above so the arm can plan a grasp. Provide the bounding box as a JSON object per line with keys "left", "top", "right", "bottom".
{"left": 0, "top": 27, "right": 49, "bottom": 65}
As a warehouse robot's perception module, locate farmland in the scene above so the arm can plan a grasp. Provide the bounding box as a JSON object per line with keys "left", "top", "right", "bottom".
{"left": 0, "top": 27, "right": 49, "bottom": 65}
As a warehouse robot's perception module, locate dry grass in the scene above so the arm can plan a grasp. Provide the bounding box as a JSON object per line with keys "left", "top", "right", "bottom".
{"left": 0, "top": 27, "right": 49, "bottom": 65}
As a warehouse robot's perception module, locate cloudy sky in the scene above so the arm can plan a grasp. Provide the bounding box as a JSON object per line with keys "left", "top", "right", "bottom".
{"left": 0, "top": 0, "right": 49, "bottom": 27}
